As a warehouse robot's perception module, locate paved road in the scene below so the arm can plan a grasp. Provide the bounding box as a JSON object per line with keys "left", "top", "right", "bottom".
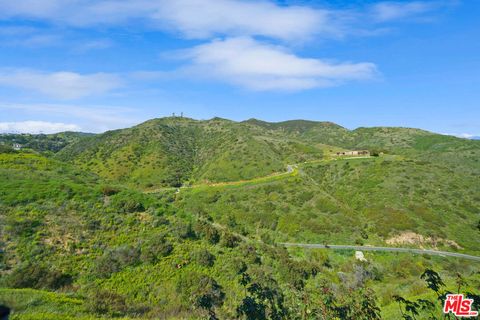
{"left": 280, "top": 243, "right": 480, "bottom": 262}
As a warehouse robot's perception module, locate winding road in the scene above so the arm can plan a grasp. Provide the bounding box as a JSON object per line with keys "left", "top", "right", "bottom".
{"left": 280, "top": 243, "right": 480, "bottom": 262}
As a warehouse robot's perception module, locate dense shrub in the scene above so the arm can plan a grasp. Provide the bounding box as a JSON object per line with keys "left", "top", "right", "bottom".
{"left": 171, "top": 222, "right": 196, "bottom": 239}
{"left": 109, "top": 191, "right": 151, "bottom": 213}
{"left": 94, "top": 245, "right": 140, "bottom": 278}
{"left": 220, "top": 232, "right": 240, "bottom": 248}
{"left": 194, "top": 221, "right": 220, "bottom": 244}
{"left": 141, "top": 235, "right": 173, "bottom": 264}
{"left": 100, "top": 185, "right": 120, "bottom": 196}
{"left": 177, "top": 273, "right": 225, "bottom": 318}
{"left": 7, "top": 263, "right": 72, "bottom": 290}
{"left": 191, "top": 249, "right": 216, "bottom": 267}
{"left": 87, "top": 290, "right": 128, "bottom": 317}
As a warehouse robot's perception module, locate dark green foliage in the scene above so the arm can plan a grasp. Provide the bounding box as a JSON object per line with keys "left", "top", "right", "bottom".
{"left": 237, "top": 267, "right": 287, "bottom": 320}
{"left": 93, "top": 246, "right": 141, "bottom": 278}
{"left": 194, "top": 221, "right": 220, "bottom": 244}
{"left": 421, "top": 269, "right": 445, "bottom": 295}
{"left": 109, "top": 190, "right": 151, "bottom": 213}
{"left": 0, "top": 132, "right": 91, "bottom": 153}
{"left": 191, "top": 249, "right": 216, "bottom": 267}
{"left": 191, "top": 276, "right": 225, "bottom": 318}
{"left": 177, "top": 273, "right": 225, "bottom": 318}
{"left": 220, "top": 232, "right": 240, "bottom": 248}
{"left": 140, "top": 235, "right": 173, "bottom": 264}
{"left": 0, "top": 144, "right": 15, "bottom": 153}
{"left": 7, "top": 263, "right": 72, "bottom": 290}
{"left": 100, "top": 185, "right": 120, "bottom": 196}
{"left": 171, "top": 221, "right": 196, "bottom": 239}
{"left": 86, "top": 290, "right": 129, "bottom": 317}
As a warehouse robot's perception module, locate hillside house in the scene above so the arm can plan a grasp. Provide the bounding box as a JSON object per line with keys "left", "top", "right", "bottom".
{"left": 12, "top": 143, "right": 22, "bottom": 151}
{"left": 334, "top": 150, "right": 369, "bottom": 157}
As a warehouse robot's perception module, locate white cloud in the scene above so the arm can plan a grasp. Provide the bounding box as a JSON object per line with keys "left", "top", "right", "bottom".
{"left": 0, "top": 0, "right": 337, "bottom": 41}
{"left": 371, "top": 1, "right": 436, "bottom": 22}
{"left": 0, "top": 121, "right": 80, "bottom": 134}
{"left": 152, "top": 0, "right": 333, "bottom": 41}
{"left": 0, "top": 69, "right": 123, "bottom": 99}
{"left": 179, "top": 37, "right": 377, "bottom": 91}
{"left": 0, "top": 102, "right": 143, "bottom": 133}
{"left": 442, "top": 133, "right": 479, "bottom": 139}
{"left": 73, "top": 39, "right": 113, "bottom": 53}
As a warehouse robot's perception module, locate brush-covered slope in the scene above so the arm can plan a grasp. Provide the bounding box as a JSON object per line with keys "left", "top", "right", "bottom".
{"left": 0, "top": 152, "right": 391, "bottom": 320}
{"left": 0, "top": 132, "right": 93, "bottom": 153}
{"left": 245, "top": 118, "right": 480, "bottom": 156}
{"left": 179, "top": 154, "right": 480, "bottom": 253}
{"left": 57, "top": 117, "right": 324, "bottom": 188}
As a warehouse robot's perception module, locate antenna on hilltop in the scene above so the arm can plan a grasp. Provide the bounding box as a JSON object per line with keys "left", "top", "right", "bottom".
{"left": 181, "top": 112, "right": 183, "bottom": 118}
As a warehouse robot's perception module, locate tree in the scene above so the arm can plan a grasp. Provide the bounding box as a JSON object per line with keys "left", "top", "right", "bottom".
{"left": 394, "top": 269, "right": 449, "bottom": 319}
{"left": 237, "top": 268, "right": 288, "bottom": 320}
{"left": 191, "top": 276, "right": 225, "bottom": 320}
{"left": 420, "top": 269, "right": 445, "bottom": 297}
{"left": 177, "top": 273, "right": 225, "bottom": 320}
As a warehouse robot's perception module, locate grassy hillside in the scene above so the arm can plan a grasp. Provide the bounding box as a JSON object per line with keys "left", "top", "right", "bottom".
{"left": 57, "top": 117, "right": 324, "bottom": 188}
{"left": 0, "top": 132, "right": 93, "bottom": 154}
{"left": 0, "top": 152, "right": 385, "bottom": 319}
{"left": 177, "top": 155, "right": 480, "bottom": 254}
{"left": 2, "top": 117, "right": 479, "bottom": 319}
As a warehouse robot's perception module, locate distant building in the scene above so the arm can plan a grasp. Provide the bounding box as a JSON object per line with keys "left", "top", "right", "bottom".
{"left": 12, "top": 143, "right": 22, "bottom": 151}
{"left": 334, "top": 150, "right": 369, "bottom": 157}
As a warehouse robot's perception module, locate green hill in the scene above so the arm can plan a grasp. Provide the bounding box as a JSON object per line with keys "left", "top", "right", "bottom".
{"left": 1, "top": 117, "right": 479, "bottom": 319}
{"left": 56, "top": 117, "right": 325, "bottom": 188}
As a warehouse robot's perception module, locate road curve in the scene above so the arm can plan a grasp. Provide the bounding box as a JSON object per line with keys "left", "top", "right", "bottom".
{"left": 280, "top": 243, "right": 480, "bottom": 262}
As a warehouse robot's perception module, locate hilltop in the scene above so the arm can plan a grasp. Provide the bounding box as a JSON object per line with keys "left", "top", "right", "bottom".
{"left": 53, "top": 117, "right": 480, "bottom": 189}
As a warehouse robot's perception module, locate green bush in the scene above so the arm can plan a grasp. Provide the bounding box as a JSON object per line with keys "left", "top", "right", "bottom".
{"left": 93, "top": 246, "right": 140, "bottom": 278}
{"left": 141, "top": 236, "right": 173, "bottom": 264}
{"left": 194, "top": 221, "right": 220, "bottom": 244}
{"left": 7, "top": 264, "right": 72, "bottom": 290}
{"left": 191, "top": 249, "right": 216, "bottom": 267}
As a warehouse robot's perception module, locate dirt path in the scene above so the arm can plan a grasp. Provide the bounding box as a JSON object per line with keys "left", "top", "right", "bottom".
{"left": 144, "top": 156, "right": 373, "bottom": 194}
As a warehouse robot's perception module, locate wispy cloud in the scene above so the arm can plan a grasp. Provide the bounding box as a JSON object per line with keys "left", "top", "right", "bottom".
{"left": 152, "top": 0, "right": 334, "bottom": 41}
{"left": 0, "top": 0, "right": 452, "bottom": 94}
{"left": 371, "top": 1, "right": 439, "bottom": 22}
{"left": 0, "top": 121, "right": 80, "bottom": 134}
{"left": 442, "top": 132, "right": 480, "bottom": 139}
{"left": 0, "top": 102, "right": 143, "bottom": 133}
{"left": 178, "top": 37, "right": 377, "bottom": 91}
{"left": 0, "top": 0, "right": 339, "bottom": 41}
{"left": 72, "top": 39, "right": 113, "bottom": 53}
{"left": 0, "top": 69, "right": 123, "bottom": 99}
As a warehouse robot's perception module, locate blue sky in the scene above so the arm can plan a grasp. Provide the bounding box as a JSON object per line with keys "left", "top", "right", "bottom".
{"left": 0, "top": 0, "right": 478, "bottom": 137}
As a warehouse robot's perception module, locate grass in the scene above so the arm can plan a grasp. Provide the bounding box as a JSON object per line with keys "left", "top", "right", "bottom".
{"left": 1, "top": 117, "right": 480, "bottom": 319}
